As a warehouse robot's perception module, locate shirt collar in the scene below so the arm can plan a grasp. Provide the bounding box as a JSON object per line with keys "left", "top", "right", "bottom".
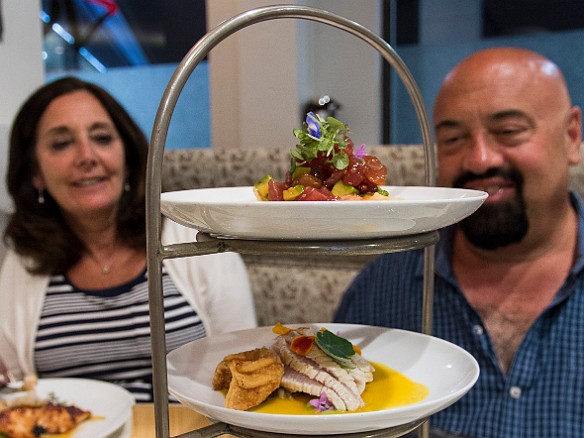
{"left": 426, "top": 191, "right": 584, "bottom": 294}
{"left": 569, "top": 191, "right": 584, "bottom": 274}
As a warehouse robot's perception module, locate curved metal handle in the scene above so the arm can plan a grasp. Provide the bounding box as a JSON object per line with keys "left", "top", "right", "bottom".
{"left": 145, "top": 5, "right": 435, "bottom": 438}
{"left": 146, "top": 4, "right": 435, "bottom": 229}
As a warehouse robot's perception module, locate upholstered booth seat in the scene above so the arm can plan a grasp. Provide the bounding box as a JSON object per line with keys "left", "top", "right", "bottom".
{"left": 161, "top": 145, "right": 584, "bottom": 326}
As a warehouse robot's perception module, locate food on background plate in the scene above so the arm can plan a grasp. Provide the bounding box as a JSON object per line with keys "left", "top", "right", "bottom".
{"left": 212, "top": 324, "right": 374, "bottom": 413}
{"left": 254, "top": 112, "right": 389, "bottom": 201}
{"left": 0, "top": 379, "right": 92, "bottom": 438}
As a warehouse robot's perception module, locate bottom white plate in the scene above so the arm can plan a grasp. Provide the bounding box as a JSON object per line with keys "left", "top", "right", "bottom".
{"left": 167, "top": 324, "right": 480, "bottom": 435}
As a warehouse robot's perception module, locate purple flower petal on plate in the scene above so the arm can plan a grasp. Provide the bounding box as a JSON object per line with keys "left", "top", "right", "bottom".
{"left": 309, "top": 392, "right": 334, "bottom": 412}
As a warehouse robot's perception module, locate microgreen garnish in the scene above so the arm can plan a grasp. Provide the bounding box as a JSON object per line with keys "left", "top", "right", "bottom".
{"left": 315, "top": 329, "right": 355, "bottom": 368}
{"left": 378, "top": 187, "right": 389, "bottom": 196}
{"left": 291, "top": 112, "right": 350, "bottom": 173}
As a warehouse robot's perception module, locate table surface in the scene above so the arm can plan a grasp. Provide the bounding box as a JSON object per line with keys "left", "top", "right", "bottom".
{"left": 131, "top": 403, "right": 212, "bottom": 438}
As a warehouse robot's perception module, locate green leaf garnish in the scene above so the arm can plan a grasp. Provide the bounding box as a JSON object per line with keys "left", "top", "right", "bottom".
{"left": 292, "top": 112, "right": 351, "bottom": 171}
{"left": 315, "top": 329, "right": 355, "bottom": 368}
{"left": 331, "top": 152, "right": 349, "bottom": 170}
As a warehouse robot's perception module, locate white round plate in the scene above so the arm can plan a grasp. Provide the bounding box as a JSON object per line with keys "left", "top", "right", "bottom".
{"left": 166, "top": 323, "right": 480, "bottom": 435}
{"left": 1, "top": 378, "right": 135, "bottom": 438}
{"left": 160, "top": 186, "right": 487, "bottom": 240}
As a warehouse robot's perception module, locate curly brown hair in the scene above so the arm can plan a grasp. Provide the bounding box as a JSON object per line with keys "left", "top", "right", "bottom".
{"left": 4, "top": 76, "right": 148, "bottom": 275}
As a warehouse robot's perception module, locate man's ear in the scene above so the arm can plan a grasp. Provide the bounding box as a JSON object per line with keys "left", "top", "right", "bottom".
{"left": 566, "top": 105, "right": 582, "bottom": 165}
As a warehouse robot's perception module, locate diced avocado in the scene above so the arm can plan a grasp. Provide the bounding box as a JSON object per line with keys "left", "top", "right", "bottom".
{"left": 377, "top": 187, "right": 389, "bottom": 197}
{"left": 253, "top": 175, "right": 274, "bottom": 201}
{"left": 291, "top": 166, "right": 311, "bottom": 181}
{"left": 331, "top": 180, "right": 359, "bottom": 197}
{"left": 283, "top": 185, "right": 304, "bottom": 201}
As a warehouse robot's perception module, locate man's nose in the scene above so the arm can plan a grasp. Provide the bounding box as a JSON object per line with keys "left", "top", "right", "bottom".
{"left": 462, "top": 134, "right": 503, "bottom": 174}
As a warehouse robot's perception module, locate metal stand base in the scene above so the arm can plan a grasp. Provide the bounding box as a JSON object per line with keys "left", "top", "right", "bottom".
{"left": 174, "top": 418, "right": 428, "bottom": 438}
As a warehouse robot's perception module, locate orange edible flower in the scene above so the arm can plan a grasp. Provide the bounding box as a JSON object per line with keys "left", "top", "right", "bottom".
{"left": 272, "top": 322, "right": 292, "bottom": 335}
{"left": 290, "top": 335, "right": 315, "bottom": 356}
{"left": 352, "top": 344, "right": 362, "bottom": 355}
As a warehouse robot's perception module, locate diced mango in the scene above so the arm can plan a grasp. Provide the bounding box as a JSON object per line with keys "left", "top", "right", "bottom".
{"left": 253, "top": 175, "right": 274, "bottom": 201}
{"left": 283, "top": 185, "right": 304, "bottom": 201}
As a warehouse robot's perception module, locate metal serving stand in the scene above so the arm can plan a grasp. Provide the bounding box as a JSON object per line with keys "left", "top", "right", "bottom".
{"left": 146, "top": 5, "right": 437, "bottom": 438}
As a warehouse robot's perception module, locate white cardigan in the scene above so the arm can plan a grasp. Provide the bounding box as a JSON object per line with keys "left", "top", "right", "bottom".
{"left": 0, "top": 220, "right": 256, "bottom": 379}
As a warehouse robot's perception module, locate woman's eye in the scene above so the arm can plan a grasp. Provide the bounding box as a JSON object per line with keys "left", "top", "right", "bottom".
{"left": 92, "top": 133, "right": 115, "bottom": 145}
{"left": 51, "top": 139, "right": 72, "bottom": 150}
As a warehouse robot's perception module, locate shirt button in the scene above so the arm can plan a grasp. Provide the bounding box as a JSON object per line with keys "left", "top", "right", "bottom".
{"left": 473, "top": 325, "right": 484, "bottom": 335}
{"left": 509, "top": 386, "right": 522, "bottom": 399}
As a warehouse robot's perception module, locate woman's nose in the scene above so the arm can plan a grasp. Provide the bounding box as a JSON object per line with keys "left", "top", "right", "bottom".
{"left": 76, "top": 138, "right": 98, "bottom": 168}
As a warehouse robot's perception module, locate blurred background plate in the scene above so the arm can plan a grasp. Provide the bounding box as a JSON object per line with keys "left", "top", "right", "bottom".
{"left": 7, "top": 378, "right": 136, "bottom": 438}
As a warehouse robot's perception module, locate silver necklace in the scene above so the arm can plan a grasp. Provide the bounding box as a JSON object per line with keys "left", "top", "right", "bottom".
{"left": 89, "top": 243, "right": 117, "bottom": 275}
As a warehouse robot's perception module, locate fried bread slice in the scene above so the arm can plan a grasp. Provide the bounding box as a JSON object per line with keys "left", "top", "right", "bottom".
{"left": 213, "top": 347, "right": 284, "bottom": 410}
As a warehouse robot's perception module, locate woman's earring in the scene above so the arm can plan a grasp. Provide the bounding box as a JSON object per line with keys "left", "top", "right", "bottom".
{"left": 124, "top": 181, "right": 131, "bottom": 192}
{"left": 37, "top": 188, "right": 45, "bottom": 204}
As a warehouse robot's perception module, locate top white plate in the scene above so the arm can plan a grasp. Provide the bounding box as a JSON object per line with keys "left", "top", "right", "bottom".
{"left": 1, "top": 378, "right": 134, "bottom": 438}
{"left": 166, "top": 323, "right": 480, "bottom": 435}
{"left": 160, "top": 186, "right": 487, "bottom": 240}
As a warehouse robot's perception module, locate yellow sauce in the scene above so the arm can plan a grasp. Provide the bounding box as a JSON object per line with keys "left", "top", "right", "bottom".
{"left": 39, "top": 415, "right": 104, "bottom": 438}
{"left": 41, "top": 432, "right": 73, "bottom": 438}
{"left": 249, "top": 361, "right": 428, "bottom": 415}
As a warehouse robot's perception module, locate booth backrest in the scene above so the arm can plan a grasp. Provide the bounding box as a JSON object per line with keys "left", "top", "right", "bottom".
{"left": 161, "top": 145, "right": 584, "bottom": 325}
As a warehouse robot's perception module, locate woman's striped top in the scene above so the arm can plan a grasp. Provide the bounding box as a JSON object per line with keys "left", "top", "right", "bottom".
{"left": 34, "top": 268, "right": 205, "bottom": 402}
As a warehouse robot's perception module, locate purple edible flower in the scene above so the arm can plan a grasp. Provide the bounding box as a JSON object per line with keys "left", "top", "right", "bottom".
{"left": 309, "top": 392, "right": 334, "bottom": 412}
{"left": 306, "top": 112, "right": 321, "bottom": 139}
{"left": 355, "top": 144, "right": 367, "bottom": 159}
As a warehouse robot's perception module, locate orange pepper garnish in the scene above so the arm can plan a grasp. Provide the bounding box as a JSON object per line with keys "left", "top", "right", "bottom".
{"left": 352, "top": 344, "right": 362, "bottom": 355}
{"left": 272, "top": 322, "right": 292, "bottom": 335}
{"left": 290, "top": 335, "right": 315, "bottom": 356}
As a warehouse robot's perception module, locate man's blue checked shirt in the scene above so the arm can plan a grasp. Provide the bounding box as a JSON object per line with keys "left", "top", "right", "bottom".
{"left": 335, "top": 193, "right": 584, "bottom": 438}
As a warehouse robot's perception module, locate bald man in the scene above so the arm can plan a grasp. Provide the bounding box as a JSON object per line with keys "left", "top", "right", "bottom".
{"left": 335, "top": 48, "right": 583, "bottom": 437}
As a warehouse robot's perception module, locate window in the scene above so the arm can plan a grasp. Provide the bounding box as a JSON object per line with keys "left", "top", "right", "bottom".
{"left": 384, "top": 0, "right": 584, "bottom": 144}
{"left": 41, "top": 0, "right": 210, "bottom": 149}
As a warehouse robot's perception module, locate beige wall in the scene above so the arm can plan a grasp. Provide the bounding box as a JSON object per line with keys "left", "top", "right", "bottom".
{"left": 206, "top": 0, "right": 382, "bottom": 150}
{"left": 296, "top": 0, "right": 382, "bottom": 147}
{"left": 207, "top": 1, "right": 300, "bottom": 150}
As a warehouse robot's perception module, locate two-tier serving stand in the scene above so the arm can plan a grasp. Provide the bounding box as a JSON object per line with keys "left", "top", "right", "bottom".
{"left": 146, "top": 5, "right": 437, "bottom": 438}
